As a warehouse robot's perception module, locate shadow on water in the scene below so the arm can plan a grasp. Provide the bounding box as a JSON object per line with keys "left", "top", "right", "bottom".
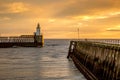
{"left": 0, "top": 39, "right": 86, "bottom": 80}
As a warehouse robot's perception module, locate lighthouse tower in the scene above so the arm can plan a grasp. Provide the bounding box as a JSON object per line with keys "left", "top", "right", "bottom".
{"left": 36, "top": 23, "right": 41, "bottom": 36}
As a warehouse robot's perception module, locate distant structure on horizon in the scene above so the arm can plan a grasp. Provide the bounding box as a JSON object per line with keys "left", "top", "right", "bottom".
{"left": 0, "top": 23, "right": 44, "bottom": 48}
{"left": 35, "top": 23, "right": 41, "bottom": 36}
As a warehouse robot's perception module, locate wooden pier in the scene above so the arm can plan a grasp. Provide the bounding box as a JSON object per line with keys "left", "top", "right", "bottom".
{"left": 67, "top": 40, "right": 120, "bottom": 80}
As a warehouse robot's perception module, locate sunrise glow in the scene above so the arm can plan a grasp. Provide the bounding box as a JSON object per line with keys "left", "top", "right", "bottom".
{"left": 0, "top": 0, "right": 120, "bottom": 39}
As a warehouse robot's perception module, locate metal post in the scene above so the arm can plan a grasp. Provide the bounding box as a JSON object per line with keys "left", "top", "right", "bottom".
{"left": 78, "top": 28, "right": 79, "bottom": 40}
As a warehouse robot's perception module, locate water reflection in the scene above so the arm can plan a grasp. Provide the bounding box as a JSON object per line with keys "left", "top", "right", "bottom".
{"left": 0, "top": 40, "right": 86, "bottom": 80}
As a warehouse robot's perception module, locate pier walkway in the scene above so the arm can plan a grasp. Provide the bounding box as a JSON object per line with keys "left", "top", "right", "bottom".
{"left": 68, "top": 39, "right": 120, "bottom": 80}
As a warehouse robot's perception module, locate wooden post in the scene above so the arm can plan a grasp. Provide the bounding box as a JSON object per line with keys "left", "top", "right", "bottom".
{"left": 67, "top": 41, "right": 75, "bottom": 59}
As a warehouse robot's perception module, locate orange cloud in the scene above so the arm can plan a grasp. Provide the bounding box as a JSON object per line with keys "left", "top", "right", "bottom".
{"left": 0, "top": 0, "right": 120, "bottom": 39}
{"left": 0, "top": 2, "right": 29, "bottom": 14}
{"left": 8, "top": 2, "right": 29, "bottom": 13}
{"left": 107, "top": 26, "right": 120, "bottom": 31}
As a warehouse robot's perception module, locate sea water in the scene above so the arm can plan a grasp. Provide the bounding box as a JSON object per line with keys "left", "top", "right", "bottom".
{"left": 0, "top": 39, "right": 86, "bottom": 80}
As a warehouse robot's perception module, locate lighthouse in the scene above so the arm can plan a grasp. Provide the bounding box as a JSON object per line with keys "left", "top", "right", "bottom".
{"left": 34, "top": 23, "right": 44, "bottom": 46}
{"left": 36, "top": 23, "right": 41, "bottom": 36}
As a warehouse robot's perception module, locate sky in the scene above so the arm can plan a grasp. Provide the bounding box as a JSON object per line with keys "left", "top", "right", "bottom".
{"left": 0, "top": 0, "right": 120, "bottom": 39}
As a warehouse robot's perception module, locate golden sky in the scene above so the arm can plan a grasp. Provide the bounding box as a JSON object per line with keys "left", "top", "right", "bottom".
{"left": 0, "top": 0, "right": 120, "bottom": 39}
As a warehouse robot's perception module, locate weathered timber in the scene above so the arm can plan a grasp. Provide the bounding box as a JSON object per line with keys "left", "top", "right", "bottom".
{"left": 68, "top": 41, "right": 120, "bottom": 80}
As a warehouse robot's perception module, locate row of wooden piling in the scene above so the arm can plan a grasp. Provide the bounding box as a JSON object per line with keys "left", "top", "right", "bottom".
{"left": 67, "top": 41, "right": 120, "bottom": 80}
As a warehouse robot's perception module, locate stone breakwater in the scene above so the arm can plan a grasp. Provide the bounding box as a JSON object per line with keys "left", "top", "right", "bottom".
{"left": 0, "top": 35, "right": 44, "bottom": 48}
{"left": 68, "top": 40, "right": 120, "bottom": 80}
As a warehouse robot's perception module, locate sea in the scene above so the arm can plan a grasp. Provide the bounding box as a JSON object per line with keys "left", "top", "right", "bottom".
{"left": 0, "top": 39, "right": 86, "bottom": 80}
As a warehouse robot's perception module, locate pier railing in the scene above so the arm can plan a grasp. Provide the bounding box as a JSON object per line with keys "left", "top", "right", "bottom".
{"left": 78, "top": 39, "right": 120, "bottom": 45}
{"left": 0, "top": 36, "right": 43, "bottom": 43}
{"left": 68, "top": 40, "right": 120, "bottom": 80}
{"left": 0, "top": 37, "right": 34, "bottom": 43}
{"left": 0, "top": 35, "right": 44, "bottom": 48}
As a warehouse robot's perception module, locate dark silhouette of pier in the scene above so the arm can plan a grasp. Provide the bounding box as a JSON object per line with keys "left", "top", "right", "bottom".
{"left": 68, "top": 39, "right": 120, "bottom": 80}
{"left": 0, "top": 23, "right": 44, "bottom": 48}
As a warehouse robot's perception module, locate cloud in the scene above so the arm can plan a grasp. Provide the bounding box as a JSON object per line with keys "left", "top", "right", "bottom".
{"left": 0, "top": 2, "right": 31, "bottom": 22}
{"left": 0, "top": 2, "right": 29, "bottom": 14}
{"left": 54, "top": 0, "right": 120, "bottom": 18}
{"left": 7, "top": 2, "right": 29, "bottom": 13}
{"left": 106, "top": 27, "right": 120, "bottom": 31}
{"left": 0, "top": 0, "right": 120, "bottom": 38}
{"left": 0, "top": 17, "right": 11, "bottom": 21}
{"left": 107, "top": 29, "right": 120, "bottom": 31}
